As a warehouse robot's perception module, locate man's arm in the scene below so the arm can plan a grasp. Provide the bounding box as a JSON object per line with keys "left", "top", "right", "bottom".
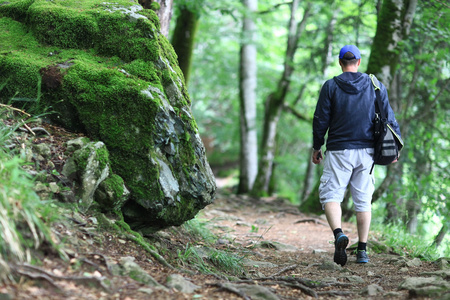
{"left": 313, "top": 82, "right": 332, "bottom": 150}
{"left": 312, "top": 81, "right": 332, "bottom": 164}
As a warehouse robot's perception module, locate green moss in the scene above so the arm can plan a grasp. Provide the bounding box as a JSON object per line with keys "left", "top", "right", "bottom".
{"left": 1, "top": 0, "right": 214, "bottom": 231}
{"left": 122, "top": 59, "right": 160, "bottom": 82}
{"left": 0, "top": 0, "right": 34, "bottom": 21}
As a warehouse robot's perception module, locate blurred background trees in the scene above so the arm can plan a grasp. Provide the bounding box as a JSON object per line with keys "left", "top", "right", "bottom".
{"left": 168, "top": 0, "right": 449, "bottom": 255}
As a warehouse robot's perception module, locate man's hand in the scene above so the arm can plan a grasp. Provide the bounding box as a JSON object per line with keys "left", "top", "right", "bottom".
{"left": 312, "top": 149, "right": 323, "bottom": 164}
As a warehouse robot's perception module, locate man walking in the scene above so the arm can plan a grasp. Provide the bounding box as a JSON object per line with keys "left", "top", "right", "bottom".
{"left": 312, "top": 45, "right": 401, "bottom": 266}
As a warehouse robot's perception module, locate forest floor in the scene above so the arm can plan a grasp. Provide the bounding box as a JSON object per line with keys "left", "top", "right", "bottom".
{"left": 1, "top": 119, "right": 448, "bottom": 300}
{"left": 3, "top": 188, "right": 447, "bottom": 300}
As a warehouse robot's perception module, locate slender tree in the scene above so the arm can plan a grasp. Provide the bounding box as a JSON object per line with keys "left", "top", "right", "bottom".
{"left": 251, "top": 0, "right": 311, "bottom": 196}
{"left": 171, "top": 3, "right": 201, "bottom": 84}
{"left": 366, "top": 0, "right": 418, "bottom": 224}
{"left": 238, "top": 0, "right": 258, "bottom": 194}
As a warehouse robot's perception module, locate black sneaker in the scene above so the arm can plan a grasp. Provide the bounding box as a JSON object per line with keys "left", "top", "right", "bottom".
{"left": 334, "top": 232, "right": 349, "bottom": 266}
{"left": 356, "top": 250, "right": 370, "bottom": 263}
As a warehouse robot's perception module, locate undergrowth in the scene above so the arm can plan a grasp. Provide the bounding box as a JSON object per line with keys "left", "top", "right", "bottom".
{"left": 371, "top": 223, "right": 449, "bottom": 260}
{"left": 0, "top": 106, "right": 60, "bottom": 283}
{"left": 177, "top": 217, "right": 245, "bottom": 278}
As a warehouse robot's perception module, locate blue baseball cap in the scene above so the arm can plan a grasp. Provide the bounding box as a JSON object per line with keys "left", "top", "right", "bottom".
{"left": 339, "top": 45, "right": 361, "bottom": 59}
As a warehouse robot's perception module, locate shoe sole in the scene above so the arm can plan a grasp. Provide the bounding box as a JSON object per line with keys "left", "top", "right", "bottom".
{"left": 334, "top": 235, "right": 349, "bottom": 266}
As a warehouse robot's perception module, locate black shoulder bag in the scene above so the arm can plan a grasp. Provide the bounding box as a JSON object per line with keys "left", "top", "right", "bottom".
{"left": 369, "top": 74, "right": 404, "bottom": 174}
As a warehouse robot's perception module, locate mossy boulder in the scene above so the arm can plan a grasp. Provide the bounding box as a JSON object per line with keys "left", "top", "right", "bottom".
{"left": 0, "top": 0, "right": 216, "bottom": 232}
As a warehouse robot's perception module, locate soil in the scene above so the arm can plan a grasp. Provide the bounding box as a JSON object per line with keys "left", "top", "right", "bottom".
{"left": 1, "top": 118, "right": 445, "bottom": 300}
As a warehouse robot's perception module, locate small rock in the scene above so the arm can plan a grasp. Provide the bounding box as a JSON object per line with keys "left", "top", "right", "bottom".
{"left": 34, "top": 182, "right": 49, "bottom": 193}
{"left": 49, "top": 182, "right": 60, "bottom": 193}
{"left": 166, "top": 274, "right": 200, "bottom": 293}
{"left": 33, "top": 143, "right": 52, "bottom": 158}
{"left": 344, "top": 275, "right": 365, "bottom": 283}
{"left": 361, "top": 284, "right": 383, "bottom": 296}
{"left": 318, "top": 260, "right": 343, "bottom": 271}
{"left": 406, "top": 258, "right": 422, "bottom": 267}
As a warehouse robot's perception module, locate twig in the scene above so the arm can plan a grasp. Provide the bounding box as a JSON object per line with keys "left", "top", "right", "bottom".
{"left": 267, "top": 264, "right": 298, "bottom": 277}
{"left": 294, "top": 218, "right": 328, "bottom": 226}
{"left": 0, "top": 103, "right": 31, "bottom": 117}
{"left": 31, "top": 127, "right": 51, "bottom": 136}
{"left": 22, "top": 122, "right": 35, "bottom": 136}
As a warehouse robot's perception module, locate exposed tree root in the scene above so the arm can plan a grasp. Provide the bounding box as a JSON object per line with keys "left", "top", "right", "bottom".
{"left": 11, "top": 263, "right": 110, "bottom": 292}
{"left": 209, "top": 283, "right": 251, "bottom": 300}
{"left": 294, "top": 218, "right": 328, "bottom": 226}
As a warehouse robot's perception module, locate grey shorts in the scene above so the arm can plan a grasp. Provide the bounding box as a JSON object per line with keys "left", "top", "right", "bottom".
{"left": 319, "top": 148, "right": 375, "bottom": 212}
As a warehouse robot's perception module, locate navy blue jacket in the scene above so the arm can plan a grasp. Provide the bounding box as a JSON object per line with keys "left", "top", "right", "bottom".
{"left": 313, "top": 72, "right": 401, "bottom": 151}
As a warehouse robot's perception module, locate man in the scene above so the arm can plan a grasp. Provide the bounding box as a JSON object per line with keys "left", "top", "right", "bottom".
{"left": 312, "top": 45, "right": 401, "bottom": 266}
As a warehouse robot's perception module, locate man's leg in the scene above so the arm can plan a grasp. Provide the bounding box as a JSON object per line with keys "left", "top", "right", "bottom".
{"left": 324, "top": 202, "right": 348, "bottom": 266}
{"left": 324, "top": 202, "right": 342, "bottom": 231}
{"left": 356, "top": 211, "right": 371, "bottom": 243}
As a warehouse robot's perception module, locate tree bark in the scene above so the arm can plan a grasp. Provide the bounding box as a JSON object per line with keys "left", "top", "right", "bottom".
{"left": 366, "top": 0, "right": 417, "bottom": 207}
{"left": 366, "top": 0, "right": 418, "bottom": 87}
{"left": 432, "top": 223, "right": 448, "bottom": 249}
{"left": 251, "top": 0, "right": 311, "bottom": 196}
{"left": 171, "top": 5, "right": 199, "bottom": 85}
{"left": 238, "top": 0, "right": 258, "bottom": 194}
{"left": 139, "top": 0, "right": 174, "bottom": 37}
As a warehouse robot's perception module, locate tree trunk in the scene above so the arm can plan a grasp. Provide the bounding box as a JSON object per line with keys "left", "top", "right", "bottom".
{"left": 299, "top": 8, "right": 336, "bottom": 207}
{"left": 251, "top": 0, "right": 311, "bottom": 196}
{"left": 366, "top": 0, "right": 418, "bottom": 86}
{"left": 171, "top": 5, "right": 199, "bottom": 84}
{"left": 366, "top": 0, "right": 417, "bottom": 207}
{"left": 432, "top": 223, "right": 448, "bottom": 249}
{"left": 238, "top": 0, "right": 258, "bottom": 194}
{"left": 139, "top": 0, "right": 174, "bottom": 37}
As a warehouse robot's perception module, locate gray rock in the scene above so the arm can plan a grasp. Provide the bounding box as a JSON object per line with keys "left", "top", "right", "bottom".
{"left": 119, "top": 257, "right": 167, "bottom": 290}
{"left": 1, "top": 0, "right": 216, "bottom": 231}
{"left": 256, "top": 241, "right": 299, "bottom": 252}
{"left": 318, "top": 260, "right": 343, "bottom": 271}
{"left": 72, "top": 142, "right": 110, "bottom": 212}
{"left": 406, "top": 257, "right": 423, "bottom": 267}
{"left": 33, "top": 143, "right": 52, "bottom": 158}
{"left": 66, "top": 137, "right": 89, "bottom": 153}
{"left": 361, "top": 284, "right": 383, "bottom": 296}
{"left": 166, "top": 274, "right": 200, "bottom": 293}
{"left": 399, "top": 276, "right": 450, "bottom": 297}
{"left": 420, "top": 269, "right": 450, "bottom": 279}
{"left": 222, "top": 283, "right": 280, "bottom": 300}
{"left": 344, "top": 275, "right": 365, "bottom": 284}
{"left": 94, "top": 174, "right": 130, "bottom": 211}
{"left": 62, "top": 156, "right": 78, "bottom": 181}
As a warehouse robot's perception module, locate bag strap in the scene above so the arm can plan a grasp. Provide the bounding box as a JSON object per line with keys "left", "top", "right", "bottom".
{"left": 369, "top": 74, "right": 386, "bottom": 120}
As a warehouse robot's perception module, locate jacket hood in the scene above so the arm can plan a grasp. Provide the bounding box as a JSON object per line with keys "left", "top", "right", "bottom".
{"left": 333, "top": 72, "right": 371, "bottom": 95}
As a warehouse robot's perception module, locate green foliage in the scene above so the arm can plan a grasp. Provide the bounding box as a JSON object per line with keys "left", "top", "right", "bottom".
{"left": 181, "top": 218, "right": 217, "bottom": 244}
{"left": 0, "top": 111, "right": 59, "bottom": 282}
{"left": 176, "top": 218, "right": 244, "bottom": 276}
{"left": 371, "top": 223, "right": 449, "bottom": 261}
{"left": 177, "top": 244, "right": 244, "bottom": 277}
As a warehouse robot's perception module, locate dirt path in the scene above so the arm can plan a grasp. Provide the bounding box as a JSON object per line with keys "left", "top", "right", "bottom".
{"left": 2, "top": 183, "right": 447, "bottom": 299}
